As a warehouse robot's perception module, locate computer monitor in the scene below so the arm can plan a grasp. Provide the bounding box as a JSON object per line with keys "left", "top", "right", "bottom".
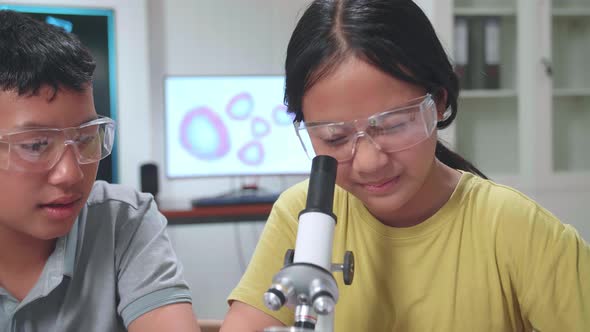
{"left": 164, "top": 75, "right": 311, "bottom": 179}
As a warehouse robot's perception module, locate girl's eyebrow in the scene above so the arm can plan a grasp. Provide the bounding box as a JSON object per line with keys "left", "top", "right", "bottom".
{"left": 383, "top": 94, "right": 428, "bottom": 111}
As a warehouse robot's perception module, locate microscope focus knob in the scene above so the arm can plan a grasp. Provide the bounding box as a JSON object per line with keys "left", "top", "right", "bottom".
{"left": 312, "top": 292, "right": 335, "bottom": 315}
{"left": 264, "top": 288, "right": 287, "bottom": 311}
{"left": 343, "top": 251, "right": 355, "bottom": 285}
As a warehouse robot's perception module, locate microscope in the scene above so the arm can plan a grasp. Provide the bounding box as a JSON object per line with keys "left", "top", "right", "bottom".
{"left": 263, "top": 155, "right": 355, "bottom": 332}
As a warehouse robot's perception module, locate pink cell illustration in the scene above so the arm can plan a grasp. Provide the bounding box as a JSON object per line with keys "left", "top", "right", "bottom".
{"left": 272, "top": 105, "right": 294, "bottom": 126}
{"left": 226, "top": 92, "right": 254, "bottom": 120}
{"left": 251, "top": 116, "right": 271, "bottom": 138}
{"left": 238, "top": 140, "right": 264, "bottom": 166}
{"left": 179, "top": 107, "right": 230, "bottom": 160}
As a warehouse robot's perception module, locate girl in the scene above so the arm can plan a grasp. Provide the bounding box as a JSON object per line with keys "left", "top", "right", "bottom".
{"left": 222, "top": 1, "right": 590, "bottom": 331}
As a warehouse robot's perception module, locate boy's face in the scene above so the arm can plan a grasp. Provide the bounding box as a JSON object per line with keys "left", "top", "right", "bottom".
{"left": 0, "top": 86, "right": 99, "bottom": 241}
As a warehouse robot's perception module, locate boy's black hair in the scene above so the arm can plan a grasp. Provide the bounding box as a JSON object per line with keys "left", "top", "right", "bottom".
{"left": 0, "top": 10, "right": 96, "bottom": 97}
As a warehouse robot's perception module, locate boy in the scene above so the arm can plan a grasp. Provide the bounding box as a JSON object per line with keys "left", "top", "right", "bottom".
{"left": 0, "top": 10, "right": 200, "bottom": 331}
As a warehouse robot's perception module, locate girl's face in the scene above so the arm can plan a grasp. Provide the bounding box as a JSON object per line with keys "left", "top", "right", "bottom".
{"left": 301, "top": 57, "right": 442, "bottom": 223}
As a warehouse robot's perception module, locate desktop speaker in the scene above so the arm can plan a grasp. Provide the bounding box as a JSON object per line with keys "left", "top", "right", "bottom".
{"left": 140, "top": 163, "right": 159, "bottom": 198}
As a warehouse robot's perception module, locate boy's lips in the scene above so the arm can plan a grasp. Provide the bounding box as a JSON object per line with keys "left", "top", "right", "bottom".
{"left": 38, "top": 195, "right": 83, "bottom": 220}
{"left": 42, "top": 195, "right": 82, "bottom": 206}
{"left": 39, "top": 199, "right": 81, "bottom": 220}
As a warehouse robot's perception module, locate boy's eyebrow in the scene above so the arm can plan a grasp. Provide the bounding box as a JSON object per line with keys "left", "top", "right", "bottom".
{"left": 14, "top": 115, "right": 100, "bottom": 129}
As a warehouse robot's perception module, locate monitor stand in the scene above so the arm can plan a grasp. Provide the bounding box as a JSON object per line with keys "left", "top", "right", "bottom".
{"left": 191, "top": 183, "right": 280, "bottom": 207}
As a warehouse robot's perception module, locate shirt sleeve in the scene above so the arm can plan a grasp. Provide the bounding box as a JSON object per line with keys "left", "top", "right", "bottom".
{"left": 498, "top": 202, "right": 590, "bottom": 331}
{"left": 227, "top": 181, "right": 308, "bottom": 326}
{"left": 114, "top": 194, "right": 192, "bottom": 327}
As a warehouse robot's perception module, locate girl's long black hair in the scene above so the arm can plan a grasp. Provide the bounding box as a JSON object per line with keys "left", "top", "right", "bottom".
{"left": 284, "top": 0, "right": 487, "bottom": 178}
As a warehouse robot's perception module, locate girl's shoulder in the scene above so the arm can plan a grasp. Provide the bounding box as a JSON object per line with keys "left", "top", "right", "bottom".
{"left": 458, "top": 172, "right": 566, "bottom": 238}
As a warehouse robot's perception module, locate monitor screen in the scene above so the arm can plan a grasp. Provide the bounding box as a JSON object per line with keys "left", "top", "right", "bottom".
{"left": 164, "top": 76, "right": 312, "bottom": 178}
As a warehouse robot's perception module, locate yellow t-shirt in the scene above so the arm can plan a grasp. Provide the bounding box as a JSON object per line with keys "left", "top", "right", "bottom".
{"left": 228, "top": 172, "right": 590, "bottom": 331}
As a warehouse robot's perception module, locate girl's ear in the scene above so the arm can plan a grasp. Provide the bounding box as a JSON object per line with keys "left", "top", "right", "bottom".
{"left": 435, "top": 89, "right": 449, "bottom": 121}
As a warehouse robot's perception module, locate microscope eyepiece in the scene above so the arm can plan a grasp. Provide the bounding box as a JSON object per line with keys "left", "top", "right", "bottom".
{"left": 302, "top": 155, "right": 338, "bottom": 218}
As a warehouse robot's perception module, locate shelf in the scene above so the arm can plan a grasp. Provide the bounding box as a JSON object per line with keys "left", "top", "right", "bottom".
{"left": 552, "top": 16, "right": 590, "bottom": 90}
{"left": 455, "top": 7, "right": 516, "bottom": 16}
{"left": 553, "top": 96, "right": 590, "bottom": 172}
{"left": 450, "top": 0, "right": 590, "bottom": 185}
{"left": 460, "top": 89, "right": 517, "bottom": 99}
{"left": 552, "top": 8, "right": 590, "bottom": 17}
{"left": 552, "top": 0, "right": 590, "bottom": 15}
{"left": 553, "top": 88, "right": 590, "bottom": 97}
{"left": 453, "top": 16, "right": 517, "bottom": 90}
{"left": 536, "top": 172, "right": 590, "bottom": 191}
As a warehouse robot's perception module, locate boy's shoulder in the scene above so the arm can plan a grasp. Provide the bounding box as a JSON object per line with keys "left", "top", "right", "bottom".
{"left": 82, "top": 181, "right": 160, "bottom": 229}
{"left": 86, "top": 180, "right": 154, "bottom": 211}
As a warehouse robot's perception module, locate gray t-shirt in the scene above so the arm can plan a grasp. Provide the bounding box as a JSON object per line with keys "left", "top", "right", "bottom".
{"left": 0, "top": 181, "right": 192, "bottom": 332}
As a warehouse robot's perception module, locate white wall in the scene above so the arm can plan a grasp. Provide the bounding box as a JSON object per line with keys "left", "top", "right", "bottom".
{"left": 149, "top": 0, "right": 311, "bottom": 206}
{"left": 146, "top": 0, "right": 313, "bottom": 319}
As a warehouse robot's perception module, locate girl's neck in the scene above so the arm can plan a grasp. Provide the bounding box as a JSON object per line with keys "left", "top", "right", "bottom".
{"left": 381, "top": 159, "right": 461, "bottom": 228}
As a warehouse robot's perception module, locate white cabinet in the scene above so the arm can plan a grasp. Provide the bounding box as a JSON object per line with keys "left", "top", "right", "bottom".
{"left": 551, "top": 0, "right": 590, "bottom": 174}
{"left": 435, "top": 0, "right": 590, "bottom": 192}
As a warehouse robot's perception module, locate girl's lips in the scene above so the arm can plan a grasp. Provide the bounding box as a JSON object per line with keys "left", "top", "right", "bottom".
{"left": 363, "top": 176, "right": 400, "bottom": 193}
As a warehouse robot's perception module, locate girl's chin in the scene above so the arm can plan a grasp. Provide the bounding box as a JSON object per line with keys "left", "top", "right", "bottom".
{"left": 361, "top": 192, "right": 407, "bottom": 213}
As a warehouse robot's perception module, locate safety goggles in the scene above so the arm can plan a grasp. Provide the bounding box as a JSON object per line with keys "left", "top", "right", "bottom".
{"left": 294, "top": 94, "right": 436, "bottom": 163}
{"left": 0, "top": 116, "right": 115, "bottom": 172}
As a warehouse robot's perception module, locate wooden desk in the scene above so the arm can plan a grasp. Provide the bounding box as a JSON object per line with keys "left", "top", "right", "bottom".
{"left": 160, "top": 203, "right": 273, "bottom": 225}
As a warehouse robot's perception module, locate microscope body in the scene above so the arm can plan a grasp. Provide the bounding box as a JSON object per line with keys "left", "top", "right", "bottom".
{"left": 263, "top": 156, "right": 354, "bottom": 332}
